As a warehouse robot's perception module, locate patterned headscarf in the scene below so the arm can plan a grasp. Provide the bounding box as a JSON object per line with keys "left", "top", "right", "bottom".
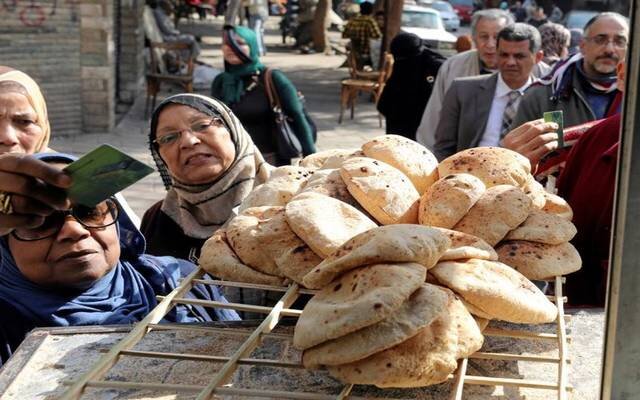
{"left": 215, "top": 25, "right": 265, "bottom": 105}
{"left": 539, "top": 23, "right": 571, "bottom": 66}
{"left": 0, "top": 67, "right": 51, "bottom": 152}
{"left": 149, "top": 94, "right": 272, "bottom": 239}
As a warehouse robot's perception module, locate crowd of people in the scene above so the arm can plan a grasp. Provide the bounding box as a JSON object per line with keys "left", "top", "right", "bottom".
{"left": 0, "top": 1, "right": 631, "bottom": 369}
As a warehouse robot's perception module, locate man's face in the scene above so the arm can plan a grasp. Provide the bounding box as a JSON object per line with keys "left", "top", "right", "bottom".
{"left": 474, "top": 17, "right": 508, "bottom": 69}
{"left": 498, "top": 39, "right": 541, "bottom": 88}
{"left": 580, "top": 16, "right": 628, "bottom": 76}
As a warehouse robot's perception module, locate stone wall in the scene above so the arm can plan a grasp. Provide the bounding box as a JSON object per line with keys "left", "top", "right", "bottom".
{"left": 0, "top": 0, "right": 144, "bottom": 136}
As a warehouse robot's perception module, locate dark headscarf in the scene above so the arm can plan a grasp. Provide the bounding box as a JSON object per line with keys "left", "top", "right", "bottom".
{"left": 216, "top": 25, "right": 265, "bottom": 105}
{"left": 149, "top": 94, "right": 271, "bottom": 239}
{"left": 0, "top": 153, "right": 238, "bottom": 328}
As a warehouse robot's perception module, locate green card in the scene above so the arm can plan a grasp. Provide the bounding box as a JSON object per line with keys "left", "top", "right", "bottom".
{"left": 64, "top": 144, "right": 154, "bottom": 207}
{"left": 544, "top": 110, "right": 564, "bottom": 149}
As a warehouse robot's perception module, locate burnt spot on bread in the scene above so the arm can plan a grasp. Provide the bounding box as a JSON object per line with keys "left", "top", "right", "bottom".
{"left": 333, "top": 283, "right": 342, "bottom": 291}
{"left": 373, "top": 303, "right": 383, "bottom": 310}
{"left": 360, "top": 167, "right": 368, "bottom": 173}
{"left": 292, "top": 245, "right": 306, "bottom": 254}
{"left": 386, "top": 363, "right": 392, "bottom": 368}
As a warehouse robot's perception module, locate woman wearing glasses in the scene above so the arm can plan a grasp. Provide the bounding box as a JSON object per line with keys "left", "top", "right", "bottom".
{"left": 141, "top": 94, "right": 272, "bottom": 260}
{"left": 0, "top": 153, "right": 239, "bottom": 367}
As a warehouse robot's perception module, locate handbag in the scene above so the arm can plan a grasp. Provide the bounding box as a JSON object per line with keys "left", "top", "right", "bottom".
{"left": 264, "top": 68, "right": 303, "bottom": 160}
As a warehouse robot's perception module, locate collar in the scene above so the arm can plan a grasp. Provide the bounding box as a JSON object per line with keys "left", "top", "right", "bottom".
{"left": 496, "top": 73, "right": 533, "bottom": 97}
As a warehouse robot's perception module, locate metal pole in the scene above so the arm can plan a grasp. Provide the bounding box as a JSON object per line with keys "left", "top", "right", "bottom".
{"left": 601, "top": 0, "right": 640, "bottom": 397}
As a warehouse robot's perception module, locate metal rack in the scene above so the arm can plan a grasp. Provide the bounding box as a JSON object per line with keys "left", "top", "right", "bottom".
{"left": 59, "top": 270, "right": 571, "bottom": 400}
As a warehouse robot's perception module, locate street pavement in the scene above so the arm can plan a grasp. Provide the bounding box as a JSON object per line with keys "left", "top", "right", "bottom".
{"left": 50, "top": 16, "right": 384, "bottom": 218}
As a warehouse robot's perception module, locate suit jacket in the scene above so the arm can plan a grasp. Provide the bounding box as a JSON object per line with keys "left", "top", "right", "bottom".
{"left": 433, "top": 73, "right": 499, "bottom": 161}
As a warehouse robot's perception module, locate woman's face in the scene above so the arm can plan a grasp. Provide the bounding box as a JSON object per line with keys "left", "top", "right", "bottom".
{"left": 8, "top": 204, "right": 121, "bottom": 290}
{"left": 222, "top": 37, "right": 251, "bottom": 65}
{"left": 0, "top": 90, "right": 43, "bottom": 154}
{"left": 156, "top": 104, "right": 236, "bottom": 185}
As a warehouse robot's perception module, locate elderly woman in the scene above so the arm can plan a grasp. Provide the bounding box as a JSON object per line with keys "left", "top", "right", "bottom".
{"left": 539, "top": 22, "right": 570, "bottom": 67}
{"left": 211, "top": 26, "right": 315, "bottom": 166}
{"left": 0, "top": 67, "right": 72, "bottom": 234}
{"left": 0, "top": 152, "right": 239, "bottom": 366}
{"left": 141, "top": 94, "right": 272, "bottom": 260}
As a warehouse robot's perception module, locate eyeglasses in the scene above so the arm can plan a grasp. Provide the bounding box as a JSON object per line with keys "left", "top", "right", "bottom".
{"left": 153, "top": 118, "right": 225, "bottom": 147}
{"left": 12, "top": 198, "right": 119, "bottom": 241}
{"left": 585, "top": 35, "right": 628, "bottom": 49}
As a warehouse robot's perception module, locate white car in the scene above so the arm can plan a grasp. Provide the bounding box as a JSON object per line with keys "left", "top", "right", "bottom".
{"left": 424, "top": 1, "right": 461, "bottom": 32}
{"left": 402, "top": 5, "right": 458, "bottom": 57}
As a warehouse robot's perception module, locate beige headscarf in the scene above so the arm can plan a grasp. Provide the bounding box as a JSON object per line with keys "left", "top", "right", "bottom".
{"left": 149, "top": 93, "right": 273, "bottom": 239}
{"left": 0, "top": 67, "right": 51, "bottom": 152}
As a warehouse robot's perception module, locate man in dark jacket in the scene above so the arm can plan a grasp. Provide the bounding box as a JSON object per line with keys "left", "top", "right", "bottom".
{"left": 377, "top": 32, "right": 446, "bottom": 140}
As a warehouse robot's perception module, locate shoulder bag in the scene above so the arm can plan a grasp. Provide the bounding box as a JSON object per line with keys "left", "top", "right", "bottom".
{"left": 264, "top": 68, "right": 303, "bottom": 160}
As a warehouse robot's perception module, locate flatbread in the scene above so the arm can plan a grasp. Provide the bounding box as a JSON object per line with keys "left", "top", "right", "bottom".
{"left": 239, "top": 166, "right": 311, "bottom": 211}
{"left": 285, "top": 192, "right": 377, "bottom": 257}
{"left": 302, "top": 224, "right": 450, "bottom": 289}
{"left": 504, "top": 209, "right": 577, "bottom": 244}
{"left": 361, "top": 134, "right": 439, "bottom": 194}
{"left": 296, "top": 168, "right": 360, "bottom": 208}
{"left": 302, "top": 283, "right": 449, "bottom": 367}
{"left": 293, "top": 263, "right": 426, "bottom": 350}
{"left": 438, "top": 147, "right": 531, "bottom": 188}
{"left": 319, "top": 149, "right": 365, "bottom": 169}
{"left": 299, "top": 149, "right": 356, "bottom": 170}
{"left": 434, "top": 228, "right": 498, "bottom": 261}
{"left": 496, "top": 240, "right": 582, "bottom": 280}
{"left": 253, "top": 207, "right": 323, "bottom": 285}
{"left": 327, "top": 288, "right": 483, "bottom": 388}
{"left": 453, "top": 185, "right": 532, "bottom": 246}
{"left": 523, "top": 177, "right": 547, "bottom": 209}
{"left": 542, "top": 191, "right": 574, "bottom": 221}
{"left": 431, "top": 259, "right": 558, "bottom": 324}
{"left": 340, "top": 157, "right": 420, "bottom": 225}
{"left": 199, "top": 230, "right": 286, "bottom": 286}
{"left": 418, "top": 173, "right": 486, "bottom": 229}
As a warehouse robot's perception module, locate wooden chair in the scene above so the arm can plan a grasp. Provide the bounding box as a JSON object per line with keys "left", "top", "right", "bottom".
{"left": 338, "top": 52, "right": 394, "bottom": 127}
{"left": 145, "top": 41, "right": 195, "bottom": 117}
{"left": 347, "top": 51, "right": 380, "bottom": 81}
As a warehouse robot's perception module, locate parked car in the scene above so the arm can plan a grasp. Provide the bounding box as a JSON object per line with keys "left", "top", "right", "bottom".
{"left": 402, "top": 4, "right": 458, "bottom": 57}
{"left": 421, "top": 0, "right": 461, "bottom": 31}
{"left": 563, "top": 10, "right": 599, "bottom": 30}
{"left": 449, "top": 0, "right": 474, "bottom": 24}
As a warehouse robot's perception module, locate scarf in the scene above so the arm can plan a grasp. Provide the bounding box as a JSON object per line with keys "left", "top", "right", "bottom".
{"left": 0, "top": 153, "right": 238, "bottom": 327}
{"left": 149, "top": 94, "right": 272, "bottom": 239}
{"left": 536, "top": 53, "right": 618, "bottom": 100}
{"left": 0, "top": 68, "right": 51, "bottom": 152}
{"left": 216, "top": 25, "right": 265, "bottom": 105}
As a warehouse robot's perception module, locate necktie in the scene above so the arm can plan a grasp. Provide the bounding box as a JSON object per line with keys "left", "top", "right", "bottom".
{"left": 501, "top": 90, "right": 521, "bottom": 137}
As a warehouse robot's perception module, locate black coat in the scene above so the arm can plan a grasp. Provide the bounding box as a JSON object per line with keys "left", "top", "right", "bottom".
{"left": 377, "top": 46, "right": 446, "bottom": 140}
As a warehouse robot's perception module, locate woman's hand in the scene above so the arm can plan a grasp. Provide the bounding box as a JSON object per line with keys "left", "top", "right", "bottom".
{"left": 0, "top": 153, "right": 72, "bottom": 232}
{"left": 501, "top": 119, "right": 559, "bottom": 171}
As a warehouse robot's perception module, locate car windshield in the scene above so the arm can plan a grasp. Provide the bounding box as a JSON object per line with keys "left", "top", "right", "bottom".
{"left": 449, "top": 0, "right": 473, "bottom": 6}
{"left": 565, "top": 11, "right": 598, "bottom": 30}
{"left": 402, "top": 10, "right": 440, "bottom": 29}
{"left": 431, "top": 2, "right": 453, "bottom": 12}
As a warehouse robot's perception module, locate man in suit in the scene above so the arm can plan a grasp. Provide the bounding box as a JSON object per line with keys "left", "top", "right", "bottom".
{"left": 433, "top": 23, "right": 544, "bottom": 161}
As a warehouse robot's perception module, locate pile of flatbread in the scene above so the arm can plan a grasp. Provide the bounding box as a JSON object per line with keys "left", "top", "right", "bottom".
{"left": 197, "top": 137, "right": 582, "bottom": 388}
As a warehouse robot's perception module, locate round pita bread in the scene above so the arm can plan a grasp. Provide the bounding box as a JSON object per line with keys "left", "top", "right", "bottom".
{"left": 302, "top": 283, "right": 449, "bottom": 367}
{"left": 327, "top": 288, "right": 483, "bottom": 388}
{"left": 299, "top": 149, "right": 356, "bottom": 170}
{"left": 504, "top": 209, "right": 577, "bottom": 244}
{"left": 438, "top": 147, "right": 531, "bottom": 188}
{"left": 523, "top": 177, "right": 547, "bottom": 209}
{"left": 496, "top": 240, "right": 582, "bottom": 280}
{"left": 418, "top": 173, "right": 486, "bottom": 229}
{"left": 431, "top": 259, "right": 558, "bottom": 324}
{"left": 542, "top": 191, "right": 574, "bottom": 221}
{"left": 293, "top": 263, "right": 427, "bottom": 350}
{"left": 434, "top": 228, "right": 498, "bottom": 261}
{"left": 361, "top": 135, "right": 439, "bottom": 194}
{"left": 285, "top": 192, "right": 377, "bottom": 258}
{"left": 453, "top": 185, "right": 532, "bottom": 246}
{"left": 296, "top": 168, "right": 360, "bottom": 208}
{"left": 319, "top": 149, "right": 365, "bottom": 170}
{"left": 225, "top": 208, "right": 284, "bottom": 277}
{"left": 302, "top": 224, "right": 450, "bottom": 289}
{"left": 252, "top": 207, "right": 323, "bottom": 285}
{"left": 239, "top": 166, "right": 311, "bottom": 211}
{"left": 199, "top": 230, "right": 286, "bottom": 286}
{"left": 340, "top": 157, "right": 420, "bottom": 225}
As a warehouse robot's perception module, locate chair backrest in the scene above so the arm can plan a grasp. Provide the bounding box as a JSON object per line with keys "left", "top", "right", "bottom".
{"left": 148, "top": 42, "right": 195, "bottom": 78}
{"left": 376, "top": 52, "right": 394, "bottom": 95}
{"left": 143, "top": 6, "right": 167, "bottom": 74}
{"left": 346, "top": 51, "right": 359, "bottom": 79}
